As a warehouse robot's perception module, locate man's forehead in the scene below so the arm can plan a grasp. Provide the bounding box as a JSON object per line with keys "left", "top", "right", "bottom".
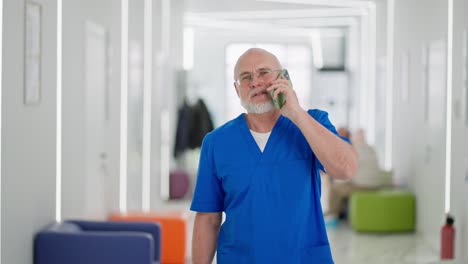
{"left": 238, "top": 64, "right": 272, "bottom": 74}
{"left": 235, "top": 52, "right": 280, "bottom": 75}
{"left": 233, "top": 49, "right": 282, "bottom": 80}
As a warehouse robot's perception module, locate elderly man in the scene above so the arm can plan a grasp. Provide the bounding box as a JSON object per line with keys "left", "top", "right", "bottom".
{"left": 190, "top": 48, "right": 358, "bottom": 264}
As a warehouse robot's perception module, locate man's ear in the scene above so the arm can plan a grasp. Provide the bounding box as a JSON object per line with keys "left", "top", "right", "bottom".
{"left": 233, "top": 82, "right": 240, "bottom": 97}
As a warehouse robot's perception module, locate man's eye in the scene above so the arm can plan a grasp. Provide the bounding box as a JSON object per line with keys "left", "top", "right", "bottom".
{"left": 258, "top": 70, "right": 271, "bottom": 77}
{"left": 241, "top": 75, "right": 252, "bottom": 81}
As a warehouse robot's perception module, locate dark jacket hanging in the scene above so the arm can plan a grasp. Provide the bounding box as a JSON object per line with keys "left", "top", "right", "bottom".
{"left": 174, "top": 98, "right": 214, "bottom": 158}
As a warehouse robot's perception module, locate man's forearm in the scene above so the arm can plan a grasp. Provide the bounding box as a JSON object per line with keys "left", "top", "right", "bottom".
{"left": 192, "top": 213, "right": 222, "bottom": 264}
{"left": 291, "top": 109, "right": 358, "bottom": 179}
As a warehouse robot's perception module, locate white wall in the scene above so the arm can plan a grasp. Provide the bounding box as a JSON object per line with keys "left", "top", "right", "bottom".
{"left": 150, "top": 0, "right": 164, "bottom": 209}
{"left": 392, "top": 0, "right": 448, "bottom": 250}
{"left": 62, "top": 0, "right": 121, "bottom": 219}
{"left": 450, "top": 0, "right": 468, "bottom": 261}
{"left": 150, "top": 0, "right": 187, "bottom": 209}
{"left": 0, "top": 0, "right": 187, "bottom": 261}
{"left": 127, "top": 0, "right": 144, "bottom": 212}
{"left": 375, "top": 0, "right": 387, "bottom": 60}
{"left": 311, "top": 72, "right": 350, "bottom": 129}
{"left": 1, "top": 0, "right": 57, "bottom": 263}
{"left": 124, "top": 0, "right": 187, "bottom": 211}
{"left": 373, "top": 0, "right": 387, "bottom": 166}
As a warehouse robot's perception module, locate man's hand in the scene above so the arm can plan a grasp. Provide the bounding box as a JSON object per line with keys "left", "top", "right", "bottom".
{"left": 266, "top": 79, "right": 303, "bottom": 120}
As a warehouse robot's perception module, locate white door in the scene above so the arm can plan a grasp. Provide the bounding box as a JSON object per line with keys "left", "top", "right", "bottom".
{"left": 84, "top": 21, "right": 109, "bottom": 219}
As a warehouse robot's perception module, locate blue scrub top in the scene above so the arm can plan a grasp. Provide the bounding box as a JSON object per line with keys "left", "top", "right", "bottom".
{"left": 191, "top": 109, "right": 343, "bottom": 264}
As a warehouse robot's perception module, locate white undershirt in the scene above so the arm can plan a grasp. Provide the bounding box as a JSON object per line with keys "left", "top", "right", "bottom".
{"left": 250, "top": 130, "right": 271, "bottom": 152}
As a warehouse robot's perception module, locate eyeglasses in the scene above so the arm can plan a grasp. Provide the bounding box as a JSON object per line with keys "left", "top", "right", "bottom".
{"left": 235, "top": 69, "right": 282, "bottom": 86}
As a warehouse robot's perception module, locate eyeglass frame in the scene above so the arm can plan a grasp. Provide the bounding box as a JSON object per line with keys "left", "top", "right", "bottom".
{"left": 234, "top": 68, "right": 283, "bottom": 86}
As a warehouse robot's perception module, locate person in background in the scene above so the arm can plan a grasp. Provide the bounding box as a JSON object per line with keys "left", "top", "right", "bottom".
{"left": 325, "top": 128, "right": 383, "bottom": 224}
{"left": 337, "top": 127, "right": 351, "bottom": 140}
{"left": 190, "top": 48, "right": 358, "bottom": 264}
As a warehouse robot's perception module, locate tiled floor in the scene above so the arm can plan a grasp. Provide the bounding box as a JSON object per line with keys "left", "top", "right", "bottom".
{"left": 327, "top": 223, "right": 454, "bottom": 264}
{"left": 196, "top": 222, "right": 459, "bottom": 264}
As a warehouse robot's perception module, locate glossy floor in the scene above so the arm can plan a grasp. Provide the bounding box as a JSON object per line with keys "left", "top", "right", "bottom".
{"left": 328, "top": 223, "right": 456, "bottom": 264}
{"left": 199, "top": 222, "right": 458, "bottom": 264}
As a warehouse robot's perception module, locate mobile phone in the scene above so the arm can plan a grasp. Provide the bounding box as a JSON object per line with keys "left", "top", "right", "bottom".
{"left": 269, "top": 69, "right": 291, "bottom": 109}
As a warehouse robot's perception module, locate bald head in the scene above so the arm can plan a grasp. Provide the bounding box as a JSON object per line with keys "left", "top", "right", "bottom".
{"left": 233, "top": 48, "right": 282, "bottom": 80}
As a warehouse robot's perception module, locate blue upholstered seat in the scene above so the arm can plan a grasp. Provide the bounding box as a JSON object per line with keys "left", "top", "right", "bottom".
{"left": 34, "top": 220, "right": 161, "bottom": 264}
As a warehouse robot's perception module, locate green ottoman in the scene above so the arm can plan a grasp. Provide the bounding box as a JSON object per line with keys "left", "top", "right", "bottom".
{"left": 350, "top": 189, "right": 415, "bottom": 232}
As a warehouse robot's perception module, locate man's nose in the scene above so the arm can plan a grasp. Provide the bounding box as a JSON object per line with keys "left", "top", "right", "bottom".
{"left": 250, "top": 75, "right": 263, "bottom": 88}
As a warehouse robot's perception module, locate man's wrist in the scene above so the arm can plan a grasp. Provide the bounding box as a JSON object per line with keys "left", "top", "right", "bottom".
{"left": 288, "top": 108, "right": 308, "bottom": 125}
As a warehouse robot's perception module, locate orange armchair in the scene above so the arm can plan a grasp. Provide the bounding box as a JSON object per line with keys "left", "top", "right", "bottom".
{"left": 110, "top": 212, "right": 188, "bottom": 264}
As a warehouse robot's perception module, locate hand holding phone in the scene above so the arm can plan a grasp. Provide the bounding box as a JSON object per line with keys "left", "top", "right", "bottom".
{"left": 269, "top": 69, "right": 291, "bottom": 109}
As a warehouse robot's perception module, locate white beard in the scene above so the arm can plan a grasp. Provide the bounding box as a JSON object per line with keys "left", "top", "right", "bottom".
{"left": 241, "top": 99, "right": 275, "bottom": 114}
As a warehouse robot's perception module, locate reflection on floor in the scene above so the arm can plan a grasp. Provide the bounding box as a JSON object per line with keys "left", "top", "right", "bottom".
{"left": 202, "top": 223, "right": 453, "bottom": 264}
{"left": 327, "top": 223, "right": 450, "bottom": 264}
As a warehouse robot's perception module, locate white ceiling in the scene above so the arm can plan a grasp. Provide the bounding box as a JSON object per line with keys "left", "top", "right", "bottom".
{"left": 184, "top": 0, "right": 376, "bottom": 14}
{"left": 184, "top": 0, "right": 373, "bottom": 30}
{"left": 184, "top": 0, "right": 331, "bottom": 13}
{"left": 183, "top": 0, "right": 375, "bottom": 68}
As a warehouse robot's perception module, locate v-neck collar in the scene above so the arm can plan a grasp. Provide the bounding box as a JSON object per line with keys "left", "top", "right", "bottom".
{"left": 238, "top": 113, "right": 287, "bottom": 160}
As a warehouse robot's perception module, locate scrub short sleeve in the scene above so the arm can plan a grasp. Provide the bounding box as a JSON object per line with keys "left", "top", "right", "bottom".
{"left": 190, "top": 133, "right": 224, "bottom": 212}
{"left": 308, "top": 109, "right": 351, "bottom": 172}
